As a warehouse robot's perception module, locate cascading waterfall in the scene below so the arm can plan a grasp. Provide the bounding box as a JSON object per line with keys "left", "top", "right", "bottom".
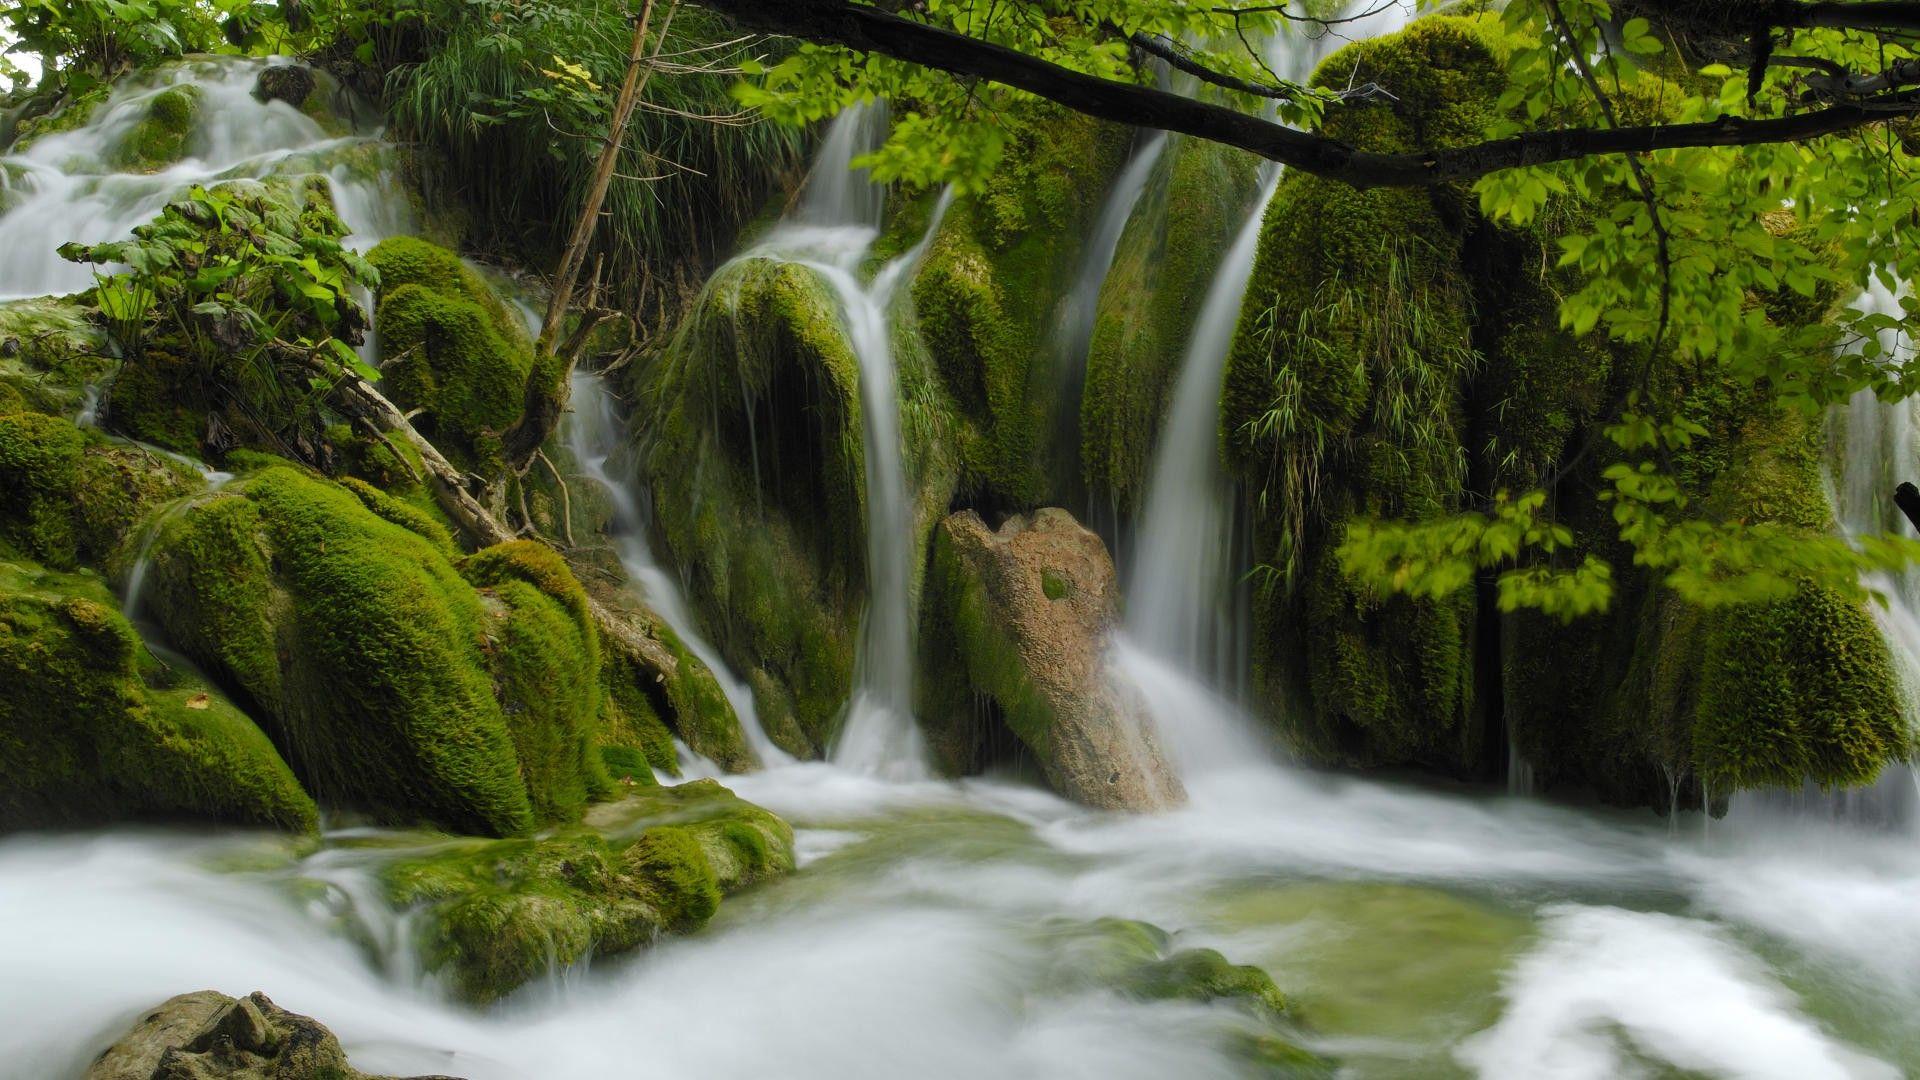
{"left": 0, "top": 59, "right": 408, "bottom": 300}
{"left": 732, "top": 105, "right": 952, "bottom": 777}
{"left": 565, "top": 371, "right": 794, "bottom": 767}
{"left": 1114, "top": 9, "right": 1405, "bottom": 779}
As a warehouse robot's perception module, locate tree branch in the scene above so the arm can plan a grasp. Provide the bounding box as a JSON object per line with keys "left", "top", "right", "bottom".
{"left": 695, "top": 0, "right": 1920, "bottom": 189}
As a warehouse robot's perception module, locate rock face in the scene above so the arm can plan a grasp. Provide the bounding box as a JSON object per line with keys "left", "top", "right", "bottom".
{"left": 919, "top": 508, "right": 1184, "bottom": 810}
{"left": 85, "top": 990, "right": 458, "bottom": 1080}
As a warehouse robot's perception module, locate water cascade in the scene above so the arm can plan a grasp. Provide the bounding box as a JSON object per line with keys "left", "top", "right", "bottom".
{"left": 565, "top": 371, "right": 795, "bottom": 767}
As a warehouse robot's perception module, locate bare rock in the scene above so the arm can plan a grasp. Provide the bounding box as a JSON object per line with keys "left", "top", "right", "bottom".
{"left": 251, "top": 65, "right": 316, "bottom": 109}
{"left": 920, "top": 508, "right": 1184, "bottom": 810}
{"left": 85, "top": 990, "right": 461, "bottom": 1080}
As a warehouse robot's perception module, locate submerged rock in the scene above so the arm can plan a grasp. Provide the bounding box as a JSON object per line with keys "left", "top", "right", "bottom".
{"left": 919, "top": 508, "right": 1183, "bottom": 810}
{"left": 85, "top": 989, "right": 458, "bottom": 1079}
{"left": 385, "top": 779, "right": 793, "bottom": 1004}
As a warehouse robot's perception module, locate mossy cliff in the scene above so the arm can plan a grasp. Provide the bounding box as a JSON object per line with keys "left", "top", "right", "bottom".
{"left": 639, "top": 255, "right": 957, "bottom": 756}
{"left": 0, "top": 559, "right": 316, "bottom": 831}
{"left": 367, "top": 235, "right": 538, "bottom": 477}
{"left": 140, "top": 465, "right": 607, "bottom": 835}
{"left": 1222, "top": 16, "right": 1498, "bottom": 775}
{"left": 910, "top": 102, "right": 1131, "bottom": 507}
{"left": 383, "top": 778, "right": 793, "bottom": 1004}
{"left": 1082, "top": 135, "right": 1263, "bottom": 511}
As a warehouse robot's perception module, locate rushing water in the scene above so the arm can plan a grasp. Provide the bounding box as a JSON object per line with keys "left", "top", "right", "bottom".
{"left": 565, "top": 371, "right": 794, "bottom": 767}
{"left": 6, "top": 39, "right": 1920, "bottom": 1080}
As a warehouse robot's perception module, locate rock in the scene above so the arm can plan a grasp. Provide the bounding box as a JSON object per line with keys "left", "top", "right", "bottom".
{"left": 85, "top": 989, "right": 459, "bottom": 1079}
{"left": 920, "top": 508, "right": 1183, "bottom": 810}
{"left": 252, "top": 65, "right": 316, "bottom": 109}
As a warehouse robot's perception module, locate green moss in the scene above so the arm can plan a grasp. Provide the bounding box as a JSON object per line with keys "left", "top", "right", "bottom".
{"left": 8, "top": 81, "right": 111, "bottom": 150}
{"left": 368, "top": 237, "right": 535, "bottom": 476}
{"left": 111, "top": 85, "right": 201, "bottom": 173}
{"left": 0, "top": 559, "right": 315, "bottom": 831}
{"left": 1124, "top": 947, "right": 1290, "bottom": 1019}
{"left": 1082, "top": 135, "right": 1262, "bottom": 509}
{"left": 385, "top": 779, "right": 792, "bottom": 1003}
{"left": 0, "top": 297, "right": 118, "bottom": 416}
{"left": 338, "top": 475, "right": 457, "bottom": 555}
{"left": 144, "top": 466, "right": 606, "bottom": 835}
{"left": 0, "top": 410, "right": 197, "bottom": 570}
{"left": 910, "top": 103, "right": 1129, "bottom": 506}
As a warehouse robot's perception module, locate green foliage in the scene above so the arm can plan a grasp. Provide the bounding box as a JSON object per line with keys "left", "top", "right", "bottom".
{"left": 61, "top": 179, "right": 378, "bottom": 460}
{"left": 0, "top": 559, "right": 316, "bottom": 832}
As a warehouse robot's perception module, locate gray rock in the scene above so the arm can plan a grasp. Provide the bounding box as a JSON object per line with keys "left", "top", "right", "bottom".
{"left": 85, "top": 990, "right": 461, "bottom": 1080}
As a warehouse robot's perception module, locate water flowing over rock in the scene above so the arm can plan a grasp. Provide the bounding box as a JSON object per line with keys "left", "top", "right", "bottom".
{"left": 920, "top": 507, "right": 1184, "bottom": 810}
{"left": 85, "top": 990, "right": 459, "bottom": 1080}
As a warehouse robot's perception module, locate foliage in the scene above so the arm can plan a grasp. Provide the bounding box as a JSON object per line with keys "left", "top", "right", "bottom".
{"left": 60, "top": 180, "right": 379, "bottom": 460}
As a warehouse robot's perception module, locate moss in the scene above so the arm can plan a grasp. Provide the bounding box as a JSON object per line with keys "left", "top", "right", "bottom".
{"left": 338, "top": 474, "right": 457, "bottom": 555}
{"left": 910, "top": 103, "right": 1130, "bottom": 506}
{"left": 1221, "top": 17, "right": 1501, "bottom": 773}
{"left": 1124, "top": 947, "right": 1290, "bottom": 1019}
{"left": 0, "top": 559, "right": 316, "bottom": 831}
{"left": 1082, "top": 135, "right": 1263, "bottom": 509}
{"left": 144, "top": 466, "right": 606, "bottom": 835}
{"left": 106, "top": 342, "right": 207, "bottom": 453}
{"left": 386, "top": 779, "right": 792, "bottom": 1003}
{"left": 111, "top": 85, "right": 202, "bottom": 173}
{"left": 8, "top": 80, "right": 111, "bottom": 150}
{"left": 367, "top": 237, "right": 535, "bottom": 476}
{"left": 0, "top": 410, "right": 197, "bottom": 570}
{"left": 0, "top": 297, "right": 118, "bottom": 416}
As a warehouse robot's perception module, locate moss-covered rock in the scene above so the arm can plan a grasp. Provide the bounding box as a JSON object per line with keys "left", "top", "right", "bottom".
{"left": 641, "top": 255, "right": 958, "bottom": 755}
{"left": 0, "top": 410, "right": 198, "bottom": 570}
{"left": 143, "top": 465, "right": 604, "bottom": 835}
{"left": 110, "top": 84, "right": 201, "bottom": 173}
{"left": 1221, "top": 16, "right": 1499, "bottom": 774}
{"left": 910, "top": 103, "right": 1130, "bottom": 506}
{"left": 0, "top": 296, "right": 118, "bottom": 417}
{"left": 1082, "top": 135, "right": 1263, "bottom": 510}
{"left": 0, "top": 559, "right": 315, "bottom": 832}
{"left": 589, "top": 583, "right": 751, "bottom": 773}
{"left": 386, "top": 779, "right": 793, "bottom": 1003}
{"left": 84, "top": 989, "right": 439, "bottom": 1080}
{"left": 368, "top": 236, "right": 535, "bottom": 476}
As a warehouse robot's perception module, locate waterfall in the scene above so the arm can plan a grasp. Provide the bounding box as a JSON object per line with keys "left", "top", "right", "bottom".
{"left": 1114, "top": 5, "right": 1408, "bottom": 779}
{"left": 564, "top": 372, "right": 794, "bottom": 768}
{"left": 0, "top": 59, "right": 407, "bottom": 301}
{"left": 734, "top": 106, "right": 951, "bottom": 776}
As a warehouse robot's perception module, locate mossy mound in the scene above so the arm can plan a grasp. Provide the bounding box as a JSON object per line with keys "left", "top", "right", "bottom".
{"left": 143, "top": 465, "right": 604, "bottom": 835}
{"left": 368, "top": 236, "right": 536, "bottom": 476}
{"left": 591, "top": 586, "right": 750, "bottom": 774}
{"left": 909, "top": 102, "right": 1130, "bottom": 506}
{"left": 0, "top": 297, "right": 118, "bottom": 416}
{"left": 0, "top": 410, "right": 198, "bottom": 570}
{"left": 1221, "top": 16, "right": 1500, "bottom": 774}
{"left": 110, "top": 84, "right": 201, "bottom": 173}
{"left": 7, "top": 80, "right": 111, "bottom": 151}
{"left": 386, "top": 778, "right": 793, "bottom": 1003}
{"left": 0, "top": 560, "right": 315, "bottom": 832}
{"left": 1082, "top": 135, "right": 1262, "bottom": 510}
{"left": 642, "top": 255, "right": 951, "bottom": 755}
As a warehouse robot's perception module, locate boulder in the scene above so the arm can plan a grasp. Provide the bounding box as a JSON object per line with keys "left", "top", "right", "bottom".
{"left": 919, "top": 508, "right": 1184, "bottom": 810}
{"left": 85, "top": 990, "right": 457, "bottom": 1080}
{"left": 252, "top": 65, "right": 317, "bottom": 109}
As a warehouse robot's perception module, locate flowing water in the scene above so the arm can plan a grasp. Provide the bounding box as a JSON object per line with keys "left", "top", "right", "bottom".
{"left": 5, "top": 41, "right": 1920, "bottom": 1080}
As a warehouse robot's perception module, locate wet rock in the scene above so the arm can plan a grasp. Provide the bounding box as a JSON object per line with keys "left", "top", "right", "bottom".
{"left": 920, "top": 507, "right": 1184, "bottom": 810}
{"left": 251, "top": 65, "right": 316, "bottom": 109}
{"left": 85, "top": 990, "right": 460, "bottom": 1079}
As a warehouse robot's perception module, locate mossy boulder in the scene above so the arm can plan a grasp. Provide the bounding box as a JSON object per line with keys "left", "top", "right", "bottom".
{"left": 110, "top": 84, "right": 201, "bottom": 173}
{"left": 918, "top": 508, "right": 1184, "bottom": 809}
{"left": 909, "top": 102, "right": 1130, "bottom": 506}
{"left": 0, "top": 297, "right": 118, "bottom": 416}
{"left": 0, "top": 560, "right": 315, "bottom": 832}
{"left": 385, "top": 779, "right": 793, "bottom": 1003}
{"left": 588, "top": 580, "right": 752, "bottom": 774}
{"left": 85, "top": 989, "right": 442, "bottom": 1080}
{"left": 0, "top": 410, "right": 198, "bottom": 570}
{"left": 641, "top": 255, "right": 957, "bottom": 755}
{"left": 368, "top": 236, "right": 536, "bottom": 476}
{"left": 1221, "top": 16, "right": 1499, "bottom": 774}
{"left": 142, "top": 465, "right": 604, "bottom": 835}
{"left": 1082, "top": 135, "right": 1263, "bottom": 510}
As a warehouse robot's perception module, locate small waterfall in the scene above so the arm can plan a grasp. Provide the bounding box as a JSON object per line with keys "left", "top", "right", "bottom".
{"left": 1115, "top": 5, "right": 1407, "bottom": 779}
{"left": 565, "top": 372, "right": 794, "bottom": 768}
{"left": 0, "top": 59, "right": 405, "bottom": 301}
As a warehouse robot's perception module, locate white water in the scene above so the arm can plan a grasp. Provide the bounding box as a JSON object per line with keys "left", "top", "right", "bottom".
{"left": 564, "top": 370, "right": 794, "bottom": 767}
{"left": 0, "top": 59, "right": 405, "bottom": 300}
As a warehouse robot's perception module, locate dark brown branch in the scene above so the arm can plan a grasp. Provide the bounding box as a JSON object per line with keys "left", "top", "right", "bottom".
{"left": 1126, "top": 30, "right": 1303, "bottom": 101}
{"left": 696, "top": 0, "right": 1920, "bottom": 189}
